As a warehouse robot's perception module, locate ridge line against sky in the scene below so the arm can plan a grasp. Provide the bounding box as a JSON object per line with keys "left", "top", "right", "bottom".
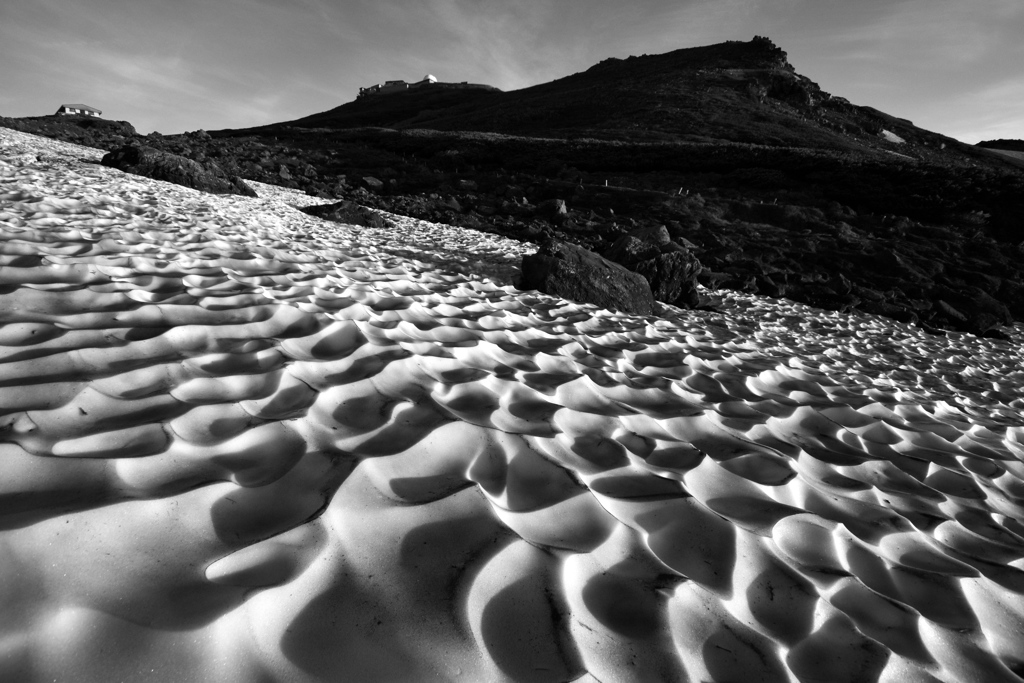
{"left": 1, "top": 0, "right": 1021, "bottom": 143}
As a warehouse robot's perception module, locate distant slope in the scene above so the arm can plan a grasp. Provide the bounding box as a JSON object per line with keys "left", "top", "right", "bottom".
{"left": 985, "top": 148, "right": 1024, "bottom": 164}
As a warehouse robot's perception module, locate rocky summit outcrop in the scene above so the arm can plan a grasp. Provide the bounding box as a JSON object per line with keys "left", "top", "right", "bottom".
{"left": 101, "top": 144, "right": 256, "bottom": 197}
{"left": 520, "top": 240, "right": 655, "bottom": 315}
{"left": 603, "top": 225, "right": 703, "bottom": 308}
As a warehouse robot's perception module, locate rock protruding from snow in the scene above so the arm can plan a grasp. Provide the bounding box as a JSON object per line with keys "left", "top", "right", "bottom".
{"left": 101, "top": 143, "right": 256, "bottom": 196}
{"left": 605, "top": 225, "right": 703, "bottom": 308}
{"left": 301, "top": 200, "right": 394, "bottom": 229}
{"left": 520, "top": 239, "right": 655, "bottom": 314}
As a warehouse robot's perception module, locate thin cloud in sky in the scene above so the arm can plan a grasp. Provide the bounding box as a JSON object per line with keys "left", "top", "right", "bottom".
{"left": 356, "top": 0, "right": 601, "bottom": 90}
{"left": 416, "top": 0, "right": 562, "bottom": 89}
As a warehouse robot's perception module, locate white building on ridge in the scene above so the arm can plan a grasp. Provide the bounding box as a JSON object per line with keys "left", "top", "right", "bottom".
{"left": 56, "top": 104, "right": 102, "bottom": 117}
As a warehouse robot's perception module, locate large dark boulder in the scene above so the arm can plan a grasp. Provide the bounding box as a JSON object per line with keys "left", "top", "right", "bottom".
{"left": 301, "top": 200, "right": 393, "bottom": 229}
{"left": 101, "top": 144, "right": 256, "bottom": 197}
{"left": 520, "top": 240, "right": 655, "bottom": 315}
{"left": 603, "top": 226, "right": 703, "bottom": 308}
{"left": 633, "top": 251, "right": 703, "bottom": 308}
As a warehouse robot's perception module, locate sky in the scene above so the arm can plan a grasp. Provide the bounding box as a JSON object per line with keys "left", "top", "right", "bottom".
{"left": 1, "top": 0, "right": 1021, "bottom": 143}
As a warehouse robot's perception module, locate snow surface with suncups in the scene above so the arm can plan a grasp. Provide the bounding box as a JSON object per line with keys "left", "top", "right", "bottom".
{"left": 2, "top": 126, "right": 1024, "bottom": 683}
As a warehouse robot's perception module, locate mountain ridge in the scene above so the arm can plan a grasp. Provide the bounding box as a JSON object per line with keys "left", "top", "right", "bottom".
{"left": 269, "top": 36, "right": 999, "bottom": 171}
